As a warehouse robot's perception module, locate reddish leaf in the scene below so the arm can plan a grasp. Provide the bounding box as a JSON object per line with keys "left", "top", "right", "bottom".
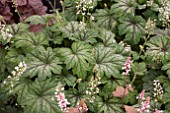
{"left": 47, "top": 18, "right": 55, "bottom": 26}
{"left": 16, "top": 0, "right": 27, "bottom": 6}
{"left": 28, "top": 0, "right": 47, "bottom": 15}
{"left": 124, "top": 105, "right": 136, "bottom": 113}
{"left": 67, "top": 107, "right": 82, "bottom": 113}
{"left": 0, "top": 0, "right": 6, "bottom": 4}
{"left": 112, "top": 86, "right": 129, "bottom": 97}
{"left": 29, "top": 24, "right": 43, "bottom": 33}
{"left": 126, "top": 84, "right": 134, "bottom": 92}
{"left": 0, "top": 4, "right": 13, "bottom": 22}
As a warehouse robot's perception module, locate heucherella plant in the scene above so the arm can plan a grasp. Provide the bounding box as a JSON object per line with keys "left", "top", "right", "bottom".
{"left": 1, "top": 0, "right": 170, "bottom": 113}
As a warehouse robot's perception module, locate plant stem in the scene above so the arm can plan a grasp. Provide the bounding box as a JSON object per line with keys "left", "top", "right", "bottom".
{"left": 139, "top": 33, "right": 150, "bottom": 55}
{"left": 130, "top": 74, "right": 137, "bottom": 86}
{"left": 46, "top": 0, "right": 55, "bottom": 12}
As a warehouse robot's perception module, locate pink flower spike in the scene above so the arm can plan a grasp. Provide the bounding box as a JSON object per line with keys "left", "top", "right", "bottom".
{"left": 155, "top": 109, "right": 163, "bottom": 113}
{"left": 137, "top": 96, "right": 150, "bottom": 113}
{"left": 122, "top": 57, "right": 132, "bottom": 76}
{"left": 57, "top": 93, "right": 70, "bottom": 112}
{"left": 137, "top": 90, "right": 145, "bottom": 100}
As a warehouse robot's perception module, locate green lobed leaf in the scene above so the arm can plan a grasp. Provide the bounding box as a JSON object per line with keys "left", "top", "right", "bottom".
{"left": 13, "top": 78, "right": 32, "bottom": 103}
{"left": 0, "top": 106, "right": 23, "bottom": 113}
{"left": 132, "top": 62, "right": 147, "bottom": 76}
{"left": 20, "top": 79, "right": 62, "bottom": 113}
{"left": 146, "top": 36, "right": 170, "bottom": 63}
{"left": 93, "top": 8, "right": 117, "bottom": 30}
{"left": 13, "top": 32, "right": 49, "bottom": 48}
{"left": 162, "top": 62, "right": 170, "bottom": 79}
{"left": 97, "top": 29, "right": 117, "bottom": 47}
{"left": 67, "top": 82, "right": 88, "bottom": 107}
{"left": 95, "top": 95, "right": 122, "bottom": 113}
{"left": 8, "top": 23, "right": 29, "bottom": 35}
{"left": 60, "top": 41, "right": 94, "bottom": 79}
{"left": 23, "top": 46, "right": 62, "bottom": 80}
{"left": 111, "top": 0, "right": 137, "bottom": 16}
{"left": 60, "top": 21, "right": 80, "bottom": 39}
{"left": 60, "top": 21, "right": 97, "bottom": 44}
{"left": 118, "top": 14, "right": 145, "bottom": 44}
{"left": 5, "top": 48, "right": 25, "bottom": 63}
{"left": 101, "top": 76, "right": 126, "bottom": 93}
{"left": 57, "top": 66, "right": 77, "bottom": 87}
{"left": 24, "top": 15, "right": 46, "bottom": 25}
{"left": 154, "top": 28, "right": 170, "bottom": 38}
{"left": 94, "top": 46, "right": 125, "bottom": 78}
{"left": 142, "top": 70, "right": 161, "bottom": 91}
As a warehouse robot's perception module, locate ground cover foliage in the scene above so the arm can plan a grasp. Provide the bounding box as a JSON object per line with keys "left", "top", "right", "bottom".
{"left": 0, "top": 0, "right": 170, "bottom": 113}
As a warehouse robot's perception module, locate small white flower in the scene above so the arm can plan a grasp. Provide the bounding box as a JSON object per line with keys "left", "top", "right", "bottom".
{"left": 15, "top": 66, "right": 19, "bottom": 71}
{"left": 11, "top": 71, "right": 16, "bottom": 76}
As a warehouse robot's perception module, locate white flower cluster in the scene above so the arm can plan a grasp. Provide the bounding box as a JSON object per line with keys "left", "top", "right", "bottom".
{"left": 119, "top": 41, "right": 131, "bottom": 52}
{"left": 79, "top": 21, "right": 87, "bottom": 31}
{"left": 3, "top": 61, "right": 27, "bottom": 93}
{"left": 76, "top": 0, "right": 95, "bottom": 31}
{"left": 11, "top": 0, "right": 18, "bottom": 12}
{"left": 11, "top": 62, "right": 27, "bottom": 79}
{"left": 54, "top": 82, "right": 65, "bottom": 95}
{"left": 145, "top": 18, "right": 156, "bottom": 35}
{"left": 146, "top": 0, "right": 154, "bottom": 6}
{"left": 158, "top": 0, "right": 170, "bottom": 26}
{"left": 86, "top": 75, "right": 101, "bottom": 103}
{"left": 76, "top": 0, "right": 94, "bottom": 16}
{"left": 153, "top": 80, "right": 163, "bottom": 99}
{"left": 0, "top": 24, "right": 13, "bottom": 43}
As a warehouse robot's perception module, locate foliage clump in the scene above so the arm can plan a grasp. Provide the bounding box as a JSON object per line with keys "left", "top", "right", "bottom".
{"left": 0, "top": 0, "right": 170, "bottom": 113}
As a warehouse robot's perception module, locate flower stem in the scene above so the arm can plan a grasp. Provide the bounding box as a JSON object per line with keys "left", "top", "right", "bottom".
{"left": 131, "top": 74, "right": 137, "bottom": 86}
